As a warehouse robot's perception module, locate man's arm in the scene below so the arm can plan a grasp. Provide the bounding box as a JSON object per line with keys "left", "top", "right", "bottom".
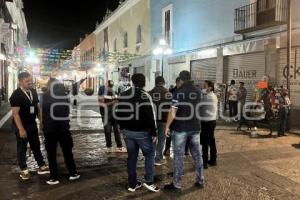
{"left": 11, "top": 107, "right": 27, "bottom": 138}
{"left": 164, "top": 107, "right": 177, "bottom": 137}
{"left": 98, "top": 96, "right": 105, "bottom": 107}
{"left": 141, "top": 92, "right": 158, "bottom": 140}
{"left": 37, "top": 104, "right": 43, "bottom": 131}
{"left": 98, "top": 96, "right": 117, "bottom": 107}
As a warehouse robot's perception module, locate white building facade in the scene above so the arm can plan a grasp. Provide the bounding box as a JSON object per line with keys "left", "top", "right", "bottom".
{"left": 0, "top": 0, "right": 28, "bottom": 102}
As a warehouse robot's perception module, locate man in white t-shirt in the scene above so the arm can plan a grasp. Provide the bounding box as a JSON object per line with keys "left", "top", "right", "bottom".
{"left": 227, "top": 80, "right": 238, "bottom": 119}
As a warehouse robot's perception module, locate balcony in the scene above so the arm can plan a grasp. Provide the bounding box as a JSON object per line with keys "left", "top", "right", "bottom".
{"left": 234, "top": 0, "right": 288, "bottom": 34}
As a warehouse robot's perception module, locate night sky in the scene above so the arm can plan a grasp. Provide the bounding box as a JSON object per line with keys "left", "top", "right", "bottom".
{"left": 23, "top": 0, "right": 120, "bottom": 50}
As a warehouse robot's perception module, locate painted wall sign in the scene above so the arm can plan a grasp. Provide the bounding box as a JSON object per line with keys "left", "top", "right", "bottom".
{"left": 233, "top": 69, "right": 257, "bottom": 79}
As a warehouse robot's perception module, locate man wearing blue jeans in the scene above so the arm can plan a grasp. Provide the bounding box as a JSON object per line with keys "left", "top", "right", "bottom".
{"left": 164, "top": 71, "right": 204, "bottom": 191}
{"left": 149, "top": 76, "right": 172, "bottom": 166}
{"left": 116, "top": 74, "right": 160, "bottom": 193}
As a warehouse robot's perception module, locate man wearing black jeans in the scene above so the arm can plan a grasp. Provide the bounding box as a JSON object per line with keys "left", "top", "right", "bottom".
{"left": 116, "top": 74, "right": 159, "bottom": 193}
{"left": 10, "top": 72, "right": 49, "bottom": 180}
{"left": 98, "top": 80, "right": 125, "bottom": 153}
{"left": 42, "top": 78, "right": 79, "bottom": 185}
{"left": 200, "top": 80, "right": 218, "bottom": 169}
{"left": 227, "top": 80, "right": 238, "bottom": 120}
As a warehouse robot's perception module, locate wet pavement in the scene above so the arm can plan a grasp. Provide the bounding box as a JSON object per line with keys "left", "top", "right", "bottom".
{"left": 1, "top": 105, "right": 300, "bottom": 199}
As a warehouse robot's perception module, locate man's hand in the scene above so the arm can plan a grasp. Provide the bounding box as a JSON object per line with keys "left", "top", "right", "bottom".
{"left": 164, "top": 127, "right": 170, "bottom": 138}
{"left": 152, "top": 136, "right": 158, "bottom": 144}
{"left": 19, "top": 129, "right": 27, "bottom": 139}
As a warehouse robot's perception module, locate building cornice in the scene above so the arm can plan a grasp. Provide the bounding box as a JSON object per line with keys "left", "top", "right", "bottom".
{"left": 94, "top": 0, "right": 142, "bottom": 35}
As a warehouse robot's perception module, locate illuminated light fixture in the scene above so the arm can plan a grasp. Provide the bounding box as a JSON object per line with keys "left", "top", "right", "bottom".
{"left": 164, "top": 48, "right": 173, "bottom": 55}
{"left": 159, "top": 39, "right": 167, "bottom": 46}
{"left": 153, "top": 47, "right": 163, "bottom": 55}
{"left": 94, "top": 66, "right": 105, "bottom": 73}
{"left": 152, "top": 38, "right": 173, "bottom": 78}
{"left": 0, "top": 53, "right": 6, "bottom": 61}
{"left": 25, "top": 56, "right": 40, "bottom": 64}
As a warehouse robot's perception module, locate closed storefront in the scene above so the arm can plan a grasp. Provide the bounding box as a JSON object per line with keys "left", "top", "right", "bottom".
{"left": 224, "top": 52, "right": 266, "bottom": 102}
{"left": 167, "top": 55, "right": 188, "bottom": 87}
{"left": 190, "top": 58, "right": 218, "bottom": 87}
{"left": 278, "top": 47, "right": 300, "bottom": 108}
{"left": 167, "top": 63, "right": 187, "bottom": 86}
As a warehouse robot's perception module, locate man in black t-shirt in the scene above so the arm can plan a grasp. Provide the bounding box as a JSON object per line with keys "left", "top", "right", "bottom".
{"left": 9, "top": 72, "right": 49, "bottom": 180}
{"left": 164, "top": 71, "right": 204, "bottom": 191}
{"left": 42, "top": 78, "right": 80, "bottom": 185}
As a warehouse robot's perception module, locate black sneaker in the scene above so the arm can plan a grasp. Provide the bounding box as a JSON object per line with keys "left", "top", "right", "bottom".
{"left": 69, "top": 174, "right": 80, "bottom": 181}
{"left": 46, "top": 178, "right": 60, "bottom": 185}
{"left": 128, "top": 181, "right": 142, "bottom": 192}
{"left": 164, "top": 183, "right": 181, "bottom": 191}
{"left": 143, "top": 182, "right": 160, "bottom": 193}
{"left": 194, "top": 182, "right": 204, "bottom": 189}
{"left": 203, "top": 163, "right": 208, "bottom": 169}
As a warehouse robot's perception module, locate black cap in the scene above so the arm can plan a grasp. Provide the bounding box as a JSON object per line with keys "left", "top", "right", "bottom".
{"left": 132, "top": 73, "right": 145, "bottom": 88}
{"left": 179, "top": 71, "right": 191, "bottom": 81}
{"left": 155, "top": 76, "right": 165, "bottom": 85}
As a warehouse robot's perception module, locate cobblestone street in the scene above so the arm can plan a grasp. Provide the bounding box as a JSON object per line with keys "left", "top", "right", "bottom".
{"left": 1, "top": 106, "right": 300, "bottom": 200}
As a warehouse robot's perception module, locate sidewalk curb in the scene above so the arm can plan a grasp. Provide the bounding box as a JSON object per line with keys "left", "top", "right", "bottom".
{"left": 0, "top": 111, "right": 11, "bottom": 129}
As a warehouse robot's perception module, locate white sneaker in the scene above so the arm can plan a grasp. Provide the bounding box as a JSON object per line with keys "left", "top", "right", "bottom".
{"left": 116, "top": 147, "right": 127, "bottom": 153}
{"left": 128, "top": 181, "right": 142, "bottom": 192}
{"left": 69, "top": 174, "right": 81, "bottom": 181}
{"left": 37, "top": 165, "right": 50, "bottom": 175}
{"left": 105, "top": 148, "right": 113, "bottom": 153}
{"left": 19, "top": 169, "right": 30, "bottom": 180}
{"left": 46, "top": 178, "right": 60, "bottom": 185}
{"left": 143, "top": 182, "right": 160, "bottom": 193}
{"left": 154, "top": 160, "right": 167, "bottom": 166}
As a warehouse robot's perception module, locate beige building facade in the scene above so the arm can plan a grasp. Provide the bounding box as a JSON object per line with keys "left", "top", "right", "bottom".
{"left": 94, "top": 0, "right": 153, "bottom": 90}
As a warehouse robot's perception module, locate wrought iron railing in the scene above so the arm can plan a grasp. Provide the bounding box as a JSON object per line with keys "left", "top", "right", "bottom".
{"left": 234, "top": 0, "right": 288, "bottom": 33}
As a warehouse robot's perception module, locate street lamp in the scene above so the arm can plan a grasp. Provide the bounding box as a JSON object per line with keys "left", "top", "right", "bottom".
{"left": 25, "top": 55, "right": 40, "bottom": 64}
{"left": 153, "top": 38, "right": 172, "bottom": 77}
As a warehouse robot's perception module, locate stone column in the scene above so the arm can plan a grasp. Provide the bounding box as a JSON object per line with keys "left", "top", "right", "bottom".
{"left": 216, "top": 47, "right": 224, "bottom": 84}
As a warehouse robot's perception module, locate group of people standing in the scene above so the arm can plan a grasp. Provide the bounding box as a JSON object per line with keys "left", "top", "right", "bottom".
{"left": 10, "top": 72, "right": 79, "bottom": 185}
{"left": 100, "top": 71, "right": 218, "bottom": 192}
{"left": 10, "top": 69, "right": 292, "bottom": 192}
{"left": 227, "top": 79, "right": 292, "bottom": 136}
{"left": 10, "top": 70, "right": 219, "bottom": 192}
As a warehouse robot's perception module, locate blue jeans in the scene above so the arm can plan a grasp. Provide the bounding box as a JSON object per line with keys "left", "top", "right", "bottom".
{"left": 155, "top": 122, "right": 166, "bottom": 162}
{"left": 171, "top": 131, "right": 204, "bottom": 188}
{"left": 124, "top": 130, "right": 155, "bottom": 188}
